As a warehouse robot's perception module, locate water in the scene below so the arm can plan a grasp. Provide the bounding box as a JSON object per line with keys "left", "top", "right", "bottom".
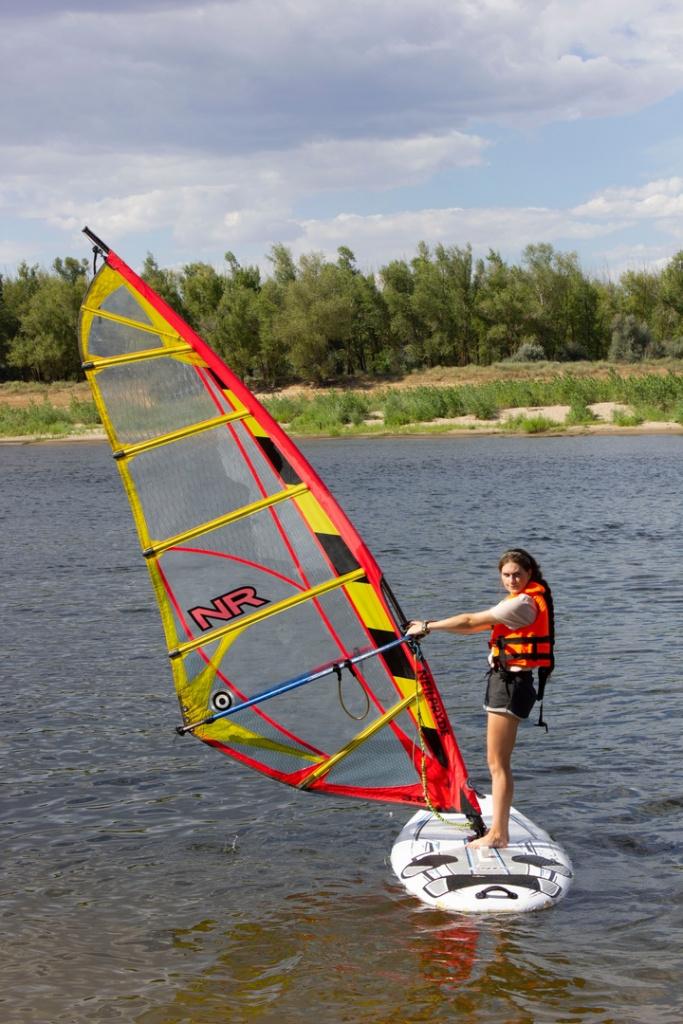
{"left": 1, "top": 434, "right": 682, "bottom": 1023}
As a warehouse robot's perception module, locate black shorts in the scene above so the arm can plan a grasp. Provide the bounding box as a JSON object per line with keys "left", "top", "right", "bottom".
{"left": 484, "top": 668, "right": 537, "bottom": 720}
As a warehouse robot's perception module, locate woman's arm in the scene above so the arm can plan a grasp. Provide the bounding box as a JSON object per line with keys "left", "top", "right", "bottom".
{"left": 406, "top": 608, "right": 498, "bottom": 637}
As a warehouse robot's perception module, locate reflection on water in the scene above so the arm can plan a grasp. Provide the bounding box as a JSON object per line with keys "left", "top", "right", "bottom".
{"left": 1, "top": 436, "right": 682, "bottom": 1023}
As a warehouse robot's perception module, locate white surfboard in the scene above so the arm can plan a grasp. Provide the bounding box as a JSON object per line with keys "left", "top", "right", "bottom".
{"left": 391, "top": 795, "right": 573, "bottom": 913}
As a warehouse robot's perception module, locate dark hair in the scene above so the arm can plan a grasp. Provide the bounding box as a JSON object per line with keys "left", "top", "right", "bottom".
{"left": 498, "top": 548, "right": 555, "bottom": 667}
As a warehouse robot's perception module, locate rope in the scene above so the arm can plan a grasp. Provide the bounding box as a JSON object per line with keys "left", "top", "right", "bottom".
{"left": 335, "top": 661, "right": 370, "bottom": 721}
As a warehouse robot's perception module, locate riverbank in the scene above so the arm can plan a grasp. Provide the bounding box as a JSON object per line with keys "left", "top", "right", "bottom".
{"left": 3, "top": 362, "right": 683, "bottom": 442}
{"left": 3, "top": 405, "right": 683, "bottom": 444}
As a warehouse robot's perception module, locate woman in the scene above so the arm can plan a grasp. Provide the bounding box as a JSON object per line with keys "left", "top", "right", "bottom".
{"left": 406, "top": 549, "right": 554, "bottom": 849}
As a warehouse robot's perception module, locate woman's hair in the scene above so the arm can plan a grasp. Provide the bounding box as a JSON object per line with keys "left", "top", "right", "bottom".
{"left": 498, "top": 548, "right": 555, "bottom": 665}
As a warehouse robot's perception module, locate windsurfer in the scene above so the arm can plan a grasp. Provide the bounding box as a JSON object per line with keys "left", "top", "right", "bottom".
{"left": 406, "top": 549, "right": 554, "bottom": 849}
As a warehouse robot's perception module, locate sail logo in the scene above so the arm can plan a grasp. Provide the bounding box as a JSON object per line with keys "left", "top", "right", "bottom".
{"left": 189, "top": 586, "right": 270, "bottom": 631}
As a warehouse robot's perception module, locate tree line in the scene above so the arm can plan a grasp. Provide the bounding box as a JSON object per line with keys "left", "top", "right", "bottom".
{"left": 2, "top": 242, "right": 683, "bottom": 386}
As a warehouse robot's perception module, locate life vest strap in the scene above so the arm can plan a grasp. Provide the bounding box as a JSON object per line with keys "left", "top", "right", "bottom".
{"left": 491, "top": 634, "right": 552, "bottom": 671}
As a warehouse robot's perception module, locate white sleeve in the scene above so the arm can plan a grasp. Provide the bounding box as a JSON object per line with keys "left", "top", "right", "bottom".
{"left": 488, "top": 594, "right": 538, "bottom": 629}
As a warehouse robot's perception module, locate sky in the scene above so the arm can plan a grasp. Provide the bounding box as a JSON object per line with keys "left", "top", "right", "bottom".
{"left": 2, "top": 0, "right": 683, "bottom": 281}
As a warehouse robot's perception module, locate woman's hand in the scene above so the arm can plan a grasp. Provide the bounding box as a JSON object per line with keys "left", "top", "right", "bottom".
{"left": 406, "top": 620, "right": 429, "bottom": 638}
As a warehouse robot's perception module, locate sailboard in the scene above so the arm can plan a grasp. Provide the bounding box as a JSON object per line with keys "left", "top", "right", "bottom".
{"left": 77, "top": 228, "right": 571, "bottom": 913}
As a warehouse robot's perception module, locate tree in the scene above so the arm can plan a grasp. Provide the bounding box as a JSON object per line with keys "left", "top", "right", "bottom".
{"left": 333, "top": 247, "right": 391, "bottom": 375}
{"left": 7, "top": 269, "right": 86, "bottom": 380}
{"left": 272, "top": 251, "right": 359, "bottom": 382}
{"left": 657, "top": 251, "right": 683, "bottom": 343}
{"left": 210, "top": 253, "right": 264, "bottom": 380}
{"left": 0, "top": 275, "right": 17, "bottom": 378}
{"left": 379, "top": 258, "right": 427, "bottom": 370}
{"left": 266, "top": 243, "right": 297, "bottom": 287}
{"left": 407, "top": 242, "right": 484, "bottom": 367}
{"left": 475, "top": 252, "right": 529, "bottom": 363}
{"left": 53, "top": 256, "right": 89, "bottom": 286}
{"left": 520, "top": 244, "right": 605, "bottom": 360}
{"left": 180, "top": 262, "right": 226, "bottom": 336}
{"left": 141, "top": 254, "right": 186, "bottom": 319}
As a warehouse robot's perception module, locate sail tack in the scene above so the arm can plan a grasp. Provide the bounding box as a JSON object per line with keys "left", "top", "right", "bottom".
{"left": 78, "top": 234, "right": 482, "bottom": 818}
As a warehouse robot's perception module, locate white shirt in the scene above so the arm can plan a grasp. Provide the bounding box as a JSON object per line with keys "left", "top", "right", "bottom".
{"left": 488, "top": 593, "right": 538, "bottom": 629}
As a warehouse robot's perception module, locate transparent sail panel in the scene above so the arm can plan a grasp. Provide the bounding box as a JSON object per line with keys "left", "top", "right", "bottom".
{"left": 87, "top": 314, "right": 164, "bottom": 358}
{"left": 97, "top": 359, "right": 234, "bottom": 445}
{"left": 100, "top": 284, "right": 154, "bottom": 325}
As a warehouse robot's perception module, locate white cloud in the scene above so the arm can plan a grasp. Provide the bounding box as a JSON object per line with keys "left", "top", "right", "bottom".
{"left": 573, "top": 178, "right": 683, "bottom": 221}
{"left": 2, "top": 1, "right": 683, "bottom": 273}
{"left": 291, "top": 205, "right": 630, "bottom": 271}
{"left": 0, "top": 130, "right": 490, "bottom": 247}
{"left": 3, "top": 0, "right": 683, "bottom": 157}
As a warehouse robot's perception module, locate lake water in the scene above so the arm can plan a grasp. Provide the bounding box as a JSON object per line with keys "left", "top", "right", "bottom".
{"left": 1, "top": 434, "right": 682, "bottom": 1024}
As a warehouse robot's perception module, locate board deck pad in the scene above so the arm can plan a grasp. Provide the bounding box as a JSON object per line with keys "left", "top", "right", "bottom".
{"left": 391, "top": 795, "right": 573, "bottom": 913}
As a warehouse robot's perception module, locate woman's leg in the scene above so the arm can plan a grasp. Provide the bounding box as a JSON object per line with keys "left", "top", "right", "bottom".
{"left": 467, "top": 711, "right": 519, "bottom": 849}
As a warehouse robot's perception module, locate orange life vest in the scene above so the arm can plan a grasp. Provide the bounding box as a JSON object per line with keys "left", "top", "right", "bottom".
{"left": 489, "top": 581, "right": 553, "bottom": 671}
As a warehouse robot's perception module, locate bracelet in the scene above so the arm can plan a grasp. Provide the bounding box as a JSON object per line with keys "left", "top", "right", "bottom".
{"left": 422, "top": 620, "right": 430, "bottom": 636}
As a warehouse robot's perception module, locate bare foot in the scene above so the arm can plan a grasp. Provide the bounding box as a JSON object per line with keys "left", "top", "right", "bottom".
{"left": 466, "top": 831, "right": 509, "bottom": 849}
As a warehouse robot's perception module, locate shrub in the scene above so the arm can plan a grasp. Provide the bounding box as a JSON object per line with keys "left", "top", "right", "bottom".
{"left": 609, "top": 314, "right": 652, "bottom": 362}
{"left": 611, "top": 408, "right": 643, "bottom": 427}
{"left": 507, "top": 340, "right": 546, "bottom": 363}
{"left": 505, "top": 413, "right": 558, "bottom": 433}
{"left": 564, "top": 402, "right": 596, "bottom": 426}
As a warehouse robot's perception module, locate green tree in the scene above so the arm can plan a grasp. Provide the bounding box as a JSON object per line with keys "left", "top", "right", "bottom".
{"left": 657, "top": 251, "right": 683, "bottom": 342}
{"left": 379, "top": 258, "right": 427, "bottom": 370}
{"left": 520, "top": 244, "right": 604, "bottom": 359}
{"left": 0, "top": 276, "right": 16, "bottom": 378}
{"left": 266, "top": 243, "right": 298, "bottom": 286}
{"left": 141, "top": 253, "right": 186, "bottom": 319}
{"left": 333, "top": 247, "right": 391, "bottom": 374}
{"left": 619, "top": 267, "right": 660, "bottom": 326}
{"left": 7, "top": 267, "right": 87, "bottom": 380}
{"left": 272, "top": 251, "right": 356, "bottom": 382}
{"left": 180, "top": 262, "right": 226, "bottom": 336}
{"left": 408, "top": 242, "right": 483, "bottom": 367}
{"left": 210, "top": 252, "right": 264, "bottom": 380}
{"left": 475, "top": 252, "right": 529, "bottom": 363}
{"left": 53, "top": 256, "right": 89, "bottom": 286}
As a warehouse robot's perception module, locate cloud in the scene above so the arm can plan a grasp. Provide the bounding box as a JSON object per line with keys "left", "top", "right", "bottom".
{"left": 290, "top": 205, "right": 630, "bottom": 272}
{"left": 0, "top": 130, "right": 490, "bottom": 245}
{"left": 2, "top": 1, "right": 683, "bottom": 273}
{"left": 3, "top": 0, "right": 683, "bottom": 156}
{"left": 573, "top": 177, "right": 683, "bottom": 221}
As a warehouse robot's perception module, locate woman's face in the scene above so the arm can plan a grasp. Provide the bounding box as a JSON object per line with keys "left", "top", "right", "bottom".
{"left": 500, "top": 561, "right": 532, "bottom": 595}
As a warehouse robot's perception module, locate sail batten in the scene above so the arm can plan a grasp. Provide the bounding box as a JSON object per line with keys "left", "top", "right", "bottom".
{"left": 81, "top": 302, "right": 180, "bottom": 337}
{"left": 114, "top": 410, "right": 248, "bottom": 460}
{"left": 77, "top": 232, "right": 484, "bottom": 821}
{"left": 83, "top": 344, "right": 194, "bottom": 369}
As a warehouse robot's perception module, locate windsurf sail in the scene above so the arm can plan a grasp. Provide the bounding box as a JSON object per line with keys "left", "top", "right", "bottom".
{"left": 78, "top": 227, "right": 483, "bottom": 822}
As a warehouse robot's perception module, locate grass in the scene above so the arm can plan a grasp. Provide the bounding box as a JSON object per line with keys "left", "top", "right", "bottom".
{"left": 503, "top": 413, "right": 562, "bottom": 434}
{"left": 263, "top": 369, "right": 683, "bottom": 435}
{"left": 0, "top": 395, "right": 100, "bottom": 437}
